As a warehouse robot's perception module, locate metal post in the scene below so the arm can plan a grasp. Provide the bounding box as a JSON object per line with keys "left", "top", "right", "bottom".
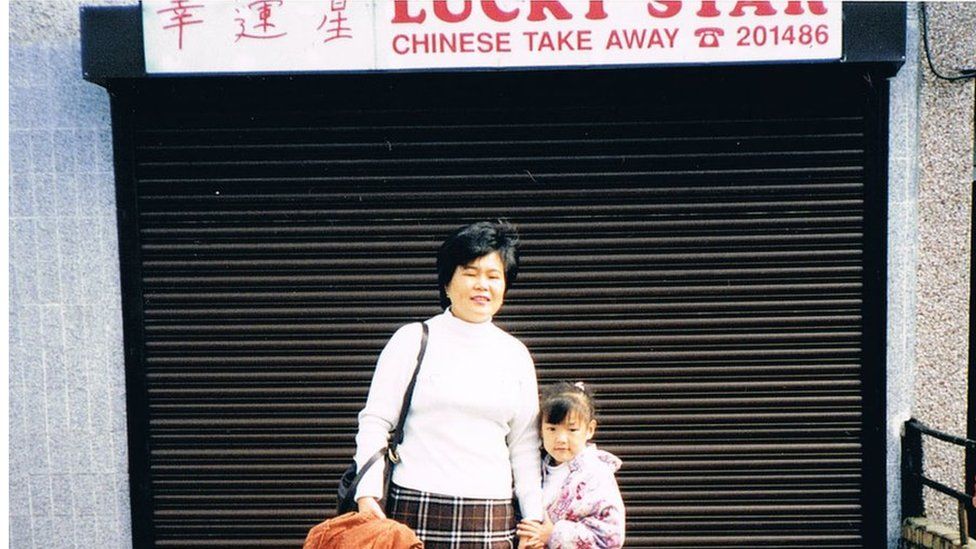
{"left": 902, "top": 420, "right": 925, "bottom": 518}
{"left": 959, "top": 500, "right": 969, "bottom": 547}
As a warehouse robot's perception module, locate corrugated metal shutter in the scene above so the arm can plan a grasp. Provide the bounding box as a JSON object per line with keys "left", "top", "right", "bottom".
{"left": 119, "top": 68, "right": 883, "bottom": 547}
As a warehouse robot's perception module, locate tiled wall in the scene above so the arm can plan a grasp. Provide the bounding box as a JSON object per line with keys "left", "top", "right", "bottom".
{"left": 9, "top": 1, "right": 133, "bottom": 546}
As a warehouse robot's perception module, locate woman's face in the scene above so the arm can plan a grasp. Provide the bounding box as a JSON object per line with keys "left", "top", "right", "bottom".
{"left": 445, "top": 251, "right": 506, "bottom": 323}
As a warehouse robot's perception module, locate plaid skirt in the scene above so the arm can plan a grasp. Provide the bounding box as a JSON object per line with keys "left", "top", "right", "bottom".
{"left": 386, "top": 483, "right": 517, "bottom": 548}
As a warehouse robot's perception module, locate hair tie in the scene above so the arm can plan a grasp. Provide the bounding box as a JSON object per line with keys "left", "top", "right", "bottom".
{"left": 573, "top": 381, "right": 586, "bottom": 391}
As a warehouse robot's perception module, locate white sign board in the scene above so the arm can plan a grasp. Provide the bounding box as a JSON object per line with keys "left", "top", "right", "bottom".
{"left": 143, "top": 0, "right": 843, "bottom": 74}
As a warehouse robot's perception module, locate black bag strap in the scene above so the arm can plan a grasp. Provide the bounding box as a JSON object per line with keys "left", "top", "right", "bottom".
{"left": 347, "top": 447, "right": 386, "bottom": 494}
{"left": 388, "top": 321, "right": 428, "bottom": 460}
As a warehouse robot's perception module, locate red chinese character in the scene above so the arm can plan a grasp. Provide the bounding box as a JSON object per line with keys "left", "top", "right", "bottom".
{"left": 235, "top": 0, "right": 287, "bottom": 41}
{"left": 318, "top": 0, "right": 352, "bottom": 43}
{"left": 156, "top": 0, "right": 205, "bottom": 50}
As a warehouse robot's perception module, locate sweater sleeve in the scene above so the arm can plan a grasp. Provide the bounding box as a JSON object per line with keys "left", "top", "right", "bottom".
{"left": 353, "top": 323, "right": 424, "bottom": 500}
{"left": 507, "top": 344, "right": 544, "bottom": 521}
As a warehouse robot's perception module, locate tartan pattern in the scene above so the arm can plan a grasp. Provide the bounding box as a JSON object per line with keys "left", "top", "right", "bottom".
{"left": 387, "top": 484, "right": 516, "bottom": 548}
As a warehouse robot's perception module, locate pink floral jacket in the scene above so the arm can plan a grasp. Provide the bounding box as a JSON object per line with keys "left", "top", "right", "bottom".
{"left": 543, "top": 445, "right": 625, "bottom": 549}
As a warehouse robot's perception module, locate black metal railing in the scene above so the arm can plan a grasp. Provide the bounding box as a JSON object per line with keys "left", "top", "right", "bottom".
{"left": 902, "top": 418, "right": 976, "bottom": 542}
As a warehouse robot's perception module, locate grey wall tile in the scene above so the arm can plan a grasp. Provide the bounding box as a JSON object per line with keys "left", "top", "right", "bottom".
{"left": 66, "top": 428, "right": 95, "bottom": 475}
{"left": 54, "top": 175, "right": 82, "bottom": 219}
{"left": 9, "top": 474, "right": 31, "bottom": 517}
{"left": 29, "top": 474, "right": 54, "bottom": 517}
{"left": 53, "top": 130, "right": 79, "bottom": 177}
{"left": 43, "top": 380, "right": 68, "bottom": 435}
{"left": 10, "top": 217, "right": 37, "bottom": 265}
{"left": 95, "top": 514, "right": 126, "bottom": 549}
{"left": 34, "top": 173, "right": 60, "bottom": 219}
{"left": 9, "top": 515, "right": 35, "bottom": 549}
{"left": 24, "top": 422, "right": 52, "bottom": 477}
{"left": 26, "top": 87, "right": 56, "bottom": 130}
{"left": 66, "top": 384, "right": 91, "bottom": 432}
{"left": 10, "top": 129, "right": 30, "bottom": 175}
{"left": 111, "top": 392, "right": 129, "bottom": 436}
{"left": 8, "top": 407, "right": 32, "bottom": 484}
{"left": 8, "top": 85, "right": 28, "bottom": 129}
{"left": 50, "top": 475, "right": 75, "bottom": 517}
{"left": 112, "top": 430, "right": 129, "bottom": 469}
{"left": 90, "top": 431, "right": 113, "bottom": 475}
{"left": 74, "top": 513, "right": 98, "bottom": 548}
{"left": 63, "top": 306, "right": 90, "bottom": 375}
{"left": 95, "top": 129, "right": 115, "bottom": 173}
{"left": 10, "top": 221, "right": 39, "bottom": 305}
{"left": 39, "top": 305, "right": 65, "bottom": 362}
{"left": 35, "top": 215, "right": 61, "bottom": 261}
{"left": 10, "top": 170, "right": 36, "bottom": 218}
{"left": 49, "top": 523, "right": 75, "bottom": 549}
{"left": 8, "top": 44, "right": 36, "bottom": 88}
{"left": 30, "top": 129, "right": 55, "bottom": 175}
{"left": 71, "top": 474, "right": 98, "bottom": 516}
{"left": 91, "top": 173, "right": 118, "bottom": 218}
{"left": 93, "top": 474, "right": 116, "bottom": 519}
{"left": 36, "top": 260, "right": 62, "bottom": 306}
{"left": 88, "top": 377, "right": 111, "bottom": 434}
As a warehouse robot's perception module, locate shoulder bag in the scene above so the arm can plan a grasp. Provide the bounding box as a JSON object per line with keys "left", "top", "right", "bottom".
{"left": 336, "top": 322, "right": 429, "bottom": 514}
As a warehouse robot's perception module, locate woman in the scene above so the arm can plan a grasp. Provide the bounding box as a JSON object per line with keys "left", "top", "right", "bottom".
{"left": 353, "top": 221, "right": 544, "bottom": 548}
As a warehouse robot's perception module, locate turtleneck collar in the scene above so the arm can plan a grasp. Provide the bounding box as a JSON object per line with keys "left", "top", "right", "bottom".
{"left": 440, "top": 308, "right": 496, "bottom": 335}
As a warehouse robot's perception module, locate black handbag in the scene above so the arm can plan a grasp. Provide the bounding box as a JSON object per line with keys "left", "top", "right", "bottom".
{"left": 336, "top": 322, "right": 429, "bottom": 514}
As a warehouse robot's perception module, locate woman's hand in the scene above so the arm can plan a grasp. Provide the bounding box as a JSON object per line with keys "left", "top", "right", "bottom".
{"left": 356, "top": 496, "right": 386, "bottom": 520}
{"left": 516, "top": 516, "right": 553, "bottom": 548}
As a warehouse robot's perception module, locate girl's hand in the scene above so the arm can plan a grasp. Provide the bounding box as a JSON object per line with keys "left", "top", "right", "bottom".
{"left": 538, "top": 515, "right": 554, "bottom": 545}
{"left": 356, "top": 496, "right": 386, "bottom": 520}
{"left": 516, "top": 518, "right": 551, "bottom": 548}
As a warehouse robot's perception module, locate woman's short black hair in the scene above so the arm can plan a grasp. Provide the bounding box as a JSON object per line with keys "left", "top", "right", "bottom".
{"left": 436, "top": 220, "right": 520, "bottom": 309}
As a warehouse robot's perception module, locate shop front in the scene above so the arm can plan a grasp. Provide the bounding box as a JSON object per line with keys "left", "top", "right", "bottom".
{"left": 82, "top": 2, "right": 905, "bottom": 547}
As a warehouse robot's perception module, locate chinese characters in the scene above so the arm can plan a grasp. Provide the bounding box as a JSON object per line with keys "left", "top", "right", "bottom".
{"left": 156, "top": 0, "right": 205, "bottom": 50}
{"left": 236, "top": 0, "right": 288, "bottom": 41}
{"left": 318, "top": 0, "right": 353, "bottom": 43}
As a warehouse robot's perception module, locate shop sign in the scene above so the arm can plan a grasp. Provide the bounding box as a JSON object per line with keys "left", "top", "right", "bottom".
{"left": 143, "top": 0, "right": 843, "bottom": 74}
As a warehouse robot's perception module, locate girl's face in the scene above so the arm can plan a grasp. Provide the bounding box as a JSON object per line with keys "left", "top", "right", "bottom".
{"left": 445, "top": 251, "right": 506, "bottom": 323}
{"left": 542, "top": 411, "right": 596, "bottom": 465}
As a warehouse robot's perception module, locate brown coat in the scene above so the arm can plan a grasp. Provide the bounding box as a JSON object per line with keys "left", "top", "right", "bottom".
{"left": 303, "top": 512, "right": 423, "bottom": 549}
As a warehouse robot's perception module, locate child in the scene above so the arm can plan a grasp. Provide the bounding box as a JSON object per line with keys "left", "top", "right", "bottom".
{"left": 517, "top": 382, "right": 625, "bottom": 549}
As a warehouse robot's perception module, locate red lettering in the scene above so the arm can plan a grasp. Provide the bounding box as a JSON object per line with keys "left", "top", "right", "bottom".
{"left": 783, "top": 1, "right": 828, "bottom": 15}
{"left": 696, "top": 1, "right": 720, "bottom": 17}
{"left": 391, "top": 31, "right": 511, "bottom": 54}
{"left": 647, "top": 1, "right": 681, "bottom": 18}
{"left": 585, "top": 0, "right": 608, "bottom": 20}
{"left": 393, "top": 34, "right": 409, "bottom": 54}
{"left": 392, "top": 0, "right": 425, "bottom": 23}
{"left": 729, "top": 1, "right": 777, "bottom": 16}
{"left": 527, "top": 0, "right": 572, "bottom": 21}
{"left": 433, "top": 0, "right": 472, "bottom": 22}
{"left": 481, "top": 0, "right": 519, "bottom": 22}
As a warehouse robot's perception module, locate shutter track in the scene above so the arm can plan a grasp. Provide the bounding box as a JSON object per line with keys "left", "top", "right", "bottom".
{"left": 127, "top": 69, "right": 877, "bottom": 548}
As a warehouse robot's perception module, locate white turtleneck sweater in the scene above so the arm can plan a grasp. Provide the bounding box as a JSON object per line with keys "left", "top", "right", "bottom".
{"left": 354, "top": 309, "right": 544, "bottom": 521}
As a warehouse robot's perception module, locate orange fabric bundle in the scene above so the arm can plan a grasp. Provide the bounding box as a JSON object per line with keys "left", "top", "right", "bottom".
{"left": 303, "top": 512, "right": 423, "bottom": 549}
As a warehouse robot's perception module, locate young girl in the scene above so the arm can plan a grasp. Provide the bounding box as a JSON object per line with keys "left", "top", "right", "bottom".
{"left": 517, "top": 382, "right": 625, "bottom": 549}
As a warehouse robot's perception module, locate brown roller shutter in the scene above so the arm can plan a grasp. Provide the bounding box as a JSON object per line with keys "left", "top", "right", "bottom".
{"left": 116, "top": 67, "right": 885, "bottom": 547}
